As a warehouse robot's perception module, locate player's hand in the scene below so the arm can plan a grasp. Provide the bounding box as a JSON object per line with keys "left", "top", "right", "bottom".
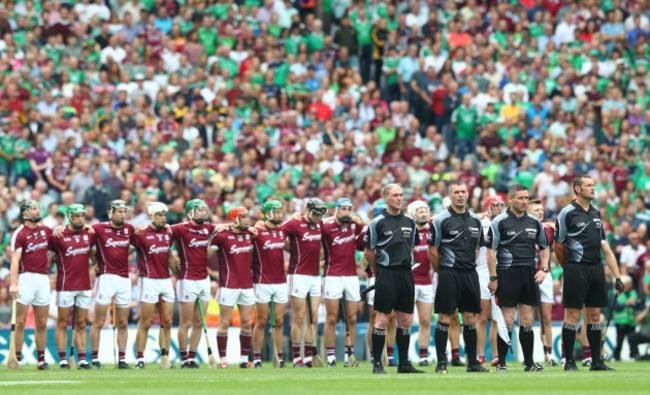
{"left": 9, "top": 284, "right": 18, "bottom": 299}
{"left": 135, "top": 224, "right": 146, "bottom": 235}
{"left": 164, "top": 224, "right": 172, "bottom": 234}
{"left": 216, "top": 224, "right": 230, "bottom": 233}
{"left": 615, "top": 278, "right": 623, "bottom": 296}
{"left": 291, "top": 213, "right": 301, "bottom": 221}
{"left": 351, "top": 216, "right": 362, "bottom": 225}
{"left": 53, "top": 225, "right": 65, "bottom": 238}
{"left": 248, "top": 227, "right": 258, "bottom": 237}
{"left": 534, "top": 270, "right": 547, "bottom": 285}
{"left": 84, "top": 224, "right": 95, "bottom": 234}
{"left": 488, "top": 279, "right": 498, "bottom": 294}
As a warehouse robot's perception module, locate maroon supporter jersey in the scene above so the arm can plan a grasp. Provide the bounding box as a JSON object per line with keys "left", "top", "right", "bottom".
{"left": 322, "top": 221, "right": 362, "bottom": 277}
{"left": 93, "top": 222, "right": 135, "bottom": 278}
{"left": 252, "top": 226, "right": 287, "bottom": 284}
{"left": 131, "top": 227, "right": 173, "bottom": 279}
{"left": 280, "top": 218, "right": 322, "bottom": 276}
{"left": 211, "top": 229, "right": 254, "bottom": 288}
{"left": 171, "top": 221, "right": 216, "bottom": 280}
{"left": 49, "top": 229, "right": 95, "bottom": 291}
{"left": 358, "top": 227, "right": 375, "bottom": 278}
{"left": 535, "top": 225, "right": 555, "bottom": 270}
{"left": 413, "top": 224, "right": 432, "bottom": 285}
{"left": 10, "top": 224, "right": 52, "bottom": 274}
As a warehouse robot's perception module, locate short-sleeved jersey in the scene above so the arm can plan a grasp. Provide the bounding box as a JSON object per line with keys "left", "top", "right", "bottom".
{"left": 363, "top": 209, "right": 418, "bottom": 268}
{"left": 488, "top": 208, "right": 549, "bottom": 269}
{"left": 554, "top": 201, "right": 606, "bottom": 265}
{"left": 171, "top": 221, "right": 217, "bottom": 280}
{"left": 10, "top": 224, "right": 52, "bottom": 274}
{"left": 211, "top": 229, "right": 254, "bottom": 289}
{"left": 49, "top": 228, "right": 95, "bottom": 291}
{"left": 131, "top": 226, "right": 173, "bottom": 279}
{"left": 413, "top": 223, "right": 432, "bottom": 285}
{"left": 280, "top": 217, "right": 322, "bottom": 276}
{"left": 252, "top": 226, "right": 287, "bottom": 284}
{"left": 322, "top": 220, "right": 363, "bottom": 277}
{"left": 476, "top": 216, "right": 492, "bottom": 273}
{"left": 92, "top": 222, "right": 135, "bottom": 278}
{"left": 535, "top": 226, "right": 555, "bottom": 270}
{"left": 428, "top": 208, "right": 484, "bottom": 270}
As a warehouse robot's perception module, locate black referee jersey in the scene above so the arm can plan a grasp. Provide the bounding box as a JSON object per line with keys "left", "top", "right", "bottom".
{"left": 554, "top": 201, "right": 606, "bottom": 265}
{"left": 428, "top": 207, "right": 484, "bottom": 270}
{"left": 363, "top": 209, "right": 418, "bottom": 268}
{"left": 488, "top": 208, "right": 549, "bottom": 270}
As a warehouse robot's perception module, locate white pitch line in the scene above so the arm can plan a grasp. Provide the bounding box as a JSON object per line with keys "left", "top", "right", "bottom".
{"left": 0, "top": 380, "right": 83, "bottom": 386}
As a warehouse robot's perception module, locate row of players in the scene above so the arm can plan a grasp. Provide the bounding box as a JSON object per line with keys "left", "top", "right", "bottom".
{"left": 8, "top": 195, "right": 551, "bottom": 370}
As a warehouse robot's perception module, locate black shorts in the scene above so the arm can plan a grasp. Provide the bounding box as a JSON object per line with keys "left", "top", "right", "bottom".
{"left": 434, "top": 268, "right": 481, "bottom": 315}
{"left": 563, "top": 263, "right": 609, "bottom": 309}
{"left": 495, "top": 266, "right": 539, "bottom": 307}
{"left": 374, "top": 266, "right": 415, "bottom": 315}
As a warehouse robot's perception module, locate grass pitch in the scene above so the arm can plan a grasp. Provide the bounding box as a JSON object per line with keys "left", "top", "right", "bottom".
{"left": 1, "top": 361, "right": 649, "bottom": 394}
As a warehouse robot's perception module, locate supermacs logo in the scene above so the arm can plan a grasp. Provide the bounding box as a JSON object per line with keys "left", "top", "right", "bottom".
{"left": 302, "top": 233, "right": 321, "bottom": 242}
{"left": 263, "top": 240, "right": 285, "bottom": 250}
{"left": 105, "top": 238, "right": 130, "bottom": 248}
{"left": 25, "top": 241, "right": 49, "bottom": 253}
{"left": 66, "top": 246, "right": 90, "bottom": 257}
{"left": 230, "top": 244, "right": 253, "bottom": 254}
{"left": 414, "top": 245, "right": 427, "bottom": 252}
{"left": 148, "top": 244, "right": 170, "bottom": 254}
{"left": 332, "top": 234, "right": 355, "bottom": 246}
{"left": 188, "top": 238, "right": 209, "bottom": 248}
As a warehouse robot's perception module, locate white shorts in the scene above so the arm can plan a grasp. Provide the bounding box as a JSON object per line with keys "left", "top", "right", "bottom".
{"left": 323, "top": 276, "right": 361, "bottom": 302}
{"left": 414, "top": 284, "right": 434, "bottom": 303}
{"left": 431, "top": 272, "right": 439, "bottom": 297}
{"left": 217, "top": 287, "right": 255, "bottom": 307}
{"left": 254, "top": 283, "right": 289, "bottom": 304}
{"left": 539, "top": 272, "right": 554, "bottom": 304}
{"left": 139, "top": 277, "right": 175, "bottom": 304}
{"left": 17, "top": 272, "right": 50, "bottom": 307}
{"left": 367, "top": 277, "right": 375, "bottom": 306}
{"left": 287, "top": 274, "right": 321, "bottom": 298}
{"left": 177, "top": 277, "right": 212, "bottom": 303}
{"left": 56, "top": 290, "right": 92, "bottom": 309}
{"left": 94, "top": 273, "right": 131, "bottom": 307}
{"left": 477, "top": 270, "right": 491, "bottom": 300}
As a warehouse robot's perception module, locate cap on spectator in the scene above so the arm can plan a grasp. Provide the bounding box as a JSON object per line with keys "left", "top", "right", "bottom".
{"left": 589, "top": 49, "right": 600, "bottom": 57}
{"left": 135, "top": 73, "right": 145, "bottom": 80}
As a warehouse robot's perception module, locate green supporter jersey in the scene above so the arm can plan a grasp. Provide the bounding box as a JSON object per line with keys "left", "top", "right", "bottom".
{"left": 14, "top": 140, "right": 31, "bottom": 175}
{"left": 0, "top": 134, "right": 15, "bottom": 164}
{"left": 198, "top": 28, "right": 218, "bottom": 56}
{"left": 307, "top": 33, "right": 325, "bottom": 52}
{"left": 218, "top": 36, "right": 237, "bottom": 49}
{"left": 376, "top": 126, "right": 396, "bottom": 147}
{"left": 354, "top": 20, "right": 373, "bottom": 47}
{"left": 613, "top": 290, "right": 637, "bottom": 326}
{"left": 274, "top": 63, "right": 290, "bottom": 87}
{"left": 384, "top": 56, "right": 400, "bottom": 85}
{"left": 285, "top": 35, "right": 306, "bottom": 56}
{"left": 529, "top": 23, "right": 545, "bottom": 37}
{"left": 451, "top": 106, "right": 478, "bottom": 139}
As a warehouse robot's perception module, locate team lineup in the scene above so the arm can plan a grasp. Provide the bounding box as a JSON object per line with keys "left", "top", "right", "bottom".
{"left": 6, "top": 176, "right": 624, "bottom": 374}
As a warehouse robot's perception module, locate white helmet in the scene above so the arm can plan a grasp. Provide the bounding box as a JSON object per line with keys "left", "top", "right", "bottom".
{"left": 147, "top": 202, "right": 169, "bottom": 217}
{"left": 442, "top": 197, "right": 452, "bottom": 210}
{"left": 407, "top": 200, "right": 429, "bottom": 218}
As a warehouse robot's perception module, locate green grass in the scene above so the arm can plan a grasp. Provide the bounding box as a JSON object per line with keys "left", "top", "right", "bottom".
{"left": 1, "top": 362, "right": 649, "bottom": 394}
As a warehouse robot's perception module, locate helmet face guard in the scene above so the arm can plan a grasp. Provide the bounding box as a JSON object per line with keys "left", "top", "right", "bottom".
{"left": 108, "top": 199, "right": 128, "bottom": 226}
{"left": 484, "top": 196, "right": 505, "bottom": 217}
{"left": 186, "top": 199, "right": 209, "bottom": 224}
{"left": 21, "top": 200, "right": 42, "bottom": 223}
{"left": 262, "top": 200, "right": 284, "bottom": 225}
{"left": 66, "top": 203, "right": 87, "bottom": 230}
{"left": 407, "top": 201, "right": 430, "bottom": 225}
{"left": 306, "top": 198, "right": 327, "bottom": 223}
{"left": 228, "top": 206, "right": 250, "bottom": 230}
{"left": 148, "top": 202, "right": 169, "bottom": 230}
{"left": 335, "top": 198, "right": 354, "bottom": 224}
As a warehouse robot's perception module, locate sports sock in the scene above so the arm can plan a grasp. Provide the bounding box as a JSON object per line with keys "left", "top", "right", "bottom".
{"left": 58, "top": 350, "right": 66, "bottom": 363}
{"left": 189, "top": 349, "right": 197, "bottom": 361}
{"left": 520, "top": 326, "right": 534, "bottom": 366}
{"left": 180, "top": 348, "right": 188, "bottom": 363}
{"left": 345, "top": 345, "right": 355, "bottom": 363}
{"left": 370, "top": 349, "right": 374, "bottom": 360}
{"left": 396, "top": 327, "right": 411, "bottom": 365}
{"left": 587, "top": 324, "right": 601, "bottom": 363}
{"left": 78, "top": 351, "right": 86, "bottom": 364}
{"left": 92, "top": 350, "right": 99, "bottom": 362}
{"left": 37, "top": 350, "right": 45, "bottom": 364}
{"left": 217, "top": 333, "right": 228, "bottom": 359}
{"left": 119, "top": 349, "right": 125, "bottom": 362}
{"left": 434, "top": 322, "right": 449, "bottom": 363}
{"left": 240, "top": 332, "right": 252, "bottom": 363}
{"left": 452, "top": 348, "right": 460, "bottom": 360}
{"left": 562, "top": 322, "right": 577, "bottom": 362}
{"left": 327, "top": 347, "right": 335, "bottom": 363}
{"left": 292, "top": 343, "right": 301, "bottom": 363}
{"left": 387, "top": 345, "right": 394, "bottom": 360}
{"left": 253, "top": 351, "right": 262, "bottom": 363}
{"left": 419, "top": 346, "right": 428, "bottom": 361}
{"left": 372, "top": 327, "right": 386, "bottom": 364}
{"left": 304, "top": 342, "right": 313, "bottom": 362}
{"left": 497, "top": 327, "right": 512, "bottom": 366}
{"left": 136, "top": 351, "right": 144, "bottom": 361}
{"left": 547, "top": 346, "right": 552, "bottom": 356}
{"left": 277, "top": 350, "right": 284, "bottom": 362}
{"left": 16, "top": 351, "right": 21, "bottom": 362}
{"left": 583, "top": 345, "right": 592, "bottom": 360}
{"left": 463, "top": 325, "right": 478, "bottom": 365}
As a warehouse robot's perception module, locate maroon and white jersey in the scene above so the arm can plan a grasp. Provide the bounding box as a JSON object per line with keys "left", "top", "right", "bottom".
{"left": 49, "top": 228, "right": 95, "bottom": 291}
{"left": 10, "top": 224, "right": 52, "bottom": 274}
{"left": 93, "top": 222, "right": 135, "bottom": 278}
{"left": 131, "top": 227, "right": 173, "bottom": 279}
{"left": 210, "top": 229, "right": 254, "bottom": 289}
{"left": 413, "top": 224, "right": 432, "bottom": 285}
{"left": 322, "top": 221, "right": 362, "bottom": 277}
{"left": 252, "top": 226, "right": 286, "bottom": 284}
{"left": 171, "top": 221, "right": 216, "bottom": 280}
{"left": 535, "top": 225, "right": 555, "bottom": 271}
{"left": 358, "top": 226, "right": 375, "bottom": 278}
{"left": 280, "top": 217, "right": 322, "bottom": 276}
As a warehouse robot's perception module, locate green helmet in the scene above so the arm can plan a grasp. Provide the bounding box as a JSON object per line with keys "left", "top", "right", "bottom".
{"left": 186, "top": 199, "right": 208, "bottom": 224}
{"left": 67, "top": 204, "right": 87, "bottom": 230}
{"left": 262, "top": 200, "right": 283, "bottom": 225}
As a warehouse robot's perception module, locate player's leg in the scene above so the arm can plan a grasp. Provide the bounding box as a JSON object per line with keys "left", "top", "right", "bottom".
{"left": 563, "top": 307, "right": 582, "bottom": 367}
{"left": 273, "top": 297, "right": 287, "bottom": 364}
{"left": 541, "top": 302, "right": 554, "bottom": 358}
{"left": 476, "top": 299, "right": 490, "bottom": 365}
{"left": 460, "top": 311, "right": 479, "bottom": 367}
{"left": 324, "top": 298, "right": 340, "bottom": 364}
{"left": 585, "top": 306, "right": 603, "bottom": 366}
{"left": 518, "top": 303, "right": 537, "bottom": 369}
{"left": 238, "top": 303, "right": 255, "bottom": 367}
{"left": 161, "top": 301, "right": 174, "bottom": 353}
{"left": 435, "top": 313, "right": 453, "bottom": 368}
{"left": 116, "top": 306, "right": 130, "bottom": 364}
{"left": 343, "top": 277, "right": 360, "bottom": 365}
{"left": 252, "top": 301, "right": 269, "bottom": 366}
{"left": 449, "top": 313, "right": 462, "bottom": 364}
{"left": 561, "top": 264, "right": 587, "bottom": 369}
{"left": 55, "top": 306, "right": 72, "bottom": 367}
{"left": 304, "top": 290, "right": 320, "bottom": 365}
{"left": 373, "top": 311, "right": 391, "bottom": 365}
{"left": 217, "top": 303, "right": 233, "bottom": 364}
{"left": 74, "top": 306, "right": 90, "bottom": 367}
{"left": 416, "top": 300, "right": 433, "bottom": 365}
{"left": 490, "top": 318, "right": 499, "bottom": 366}
{"left": 32, "top": 304, "right": 49, "bottom": 367}
{"left": 290, "top": 295, "right": 307, "bottom": 365}
{"left": 394, "top": 310, "right": 415, "bottom": 368}
{"left": 188, "top": 299, "right": 207, "bottom": 365}
{"left": 367, "top": 306, "right": 376, "bottom": 361}
{"left": 13, "top": 302, "right": 29, "bottom": 364}
{"left": 136, "top": 302, "right": 156, "bottom": 366}
{"left": 433, "top": 270, "right": 456, "bottom": 371}
{"left": 90, "top": 303, "right": 109, "bottom": 367}
{"left": 497, "top": 307, "right": 516, "bottom": 367}
{"left": 177, "top": 301, "right": 195, "bottom": 365}
{"left": 386, "top": 312, "right": 396, "bottom": 365}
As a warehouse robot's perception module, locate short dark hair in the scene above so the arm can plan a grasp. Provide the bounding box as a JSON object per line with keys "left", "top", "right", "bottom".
{"left": 573, "top": 175, "right": 592, "bottom": 195}
{"left": 528, "top": 199, "right": 543, "bottom": 206}
{"left": 508, "top": 183, "right": 528, "bottom": 197}
{"left": 448, "top": 179, "right": 467, "bottom": 194}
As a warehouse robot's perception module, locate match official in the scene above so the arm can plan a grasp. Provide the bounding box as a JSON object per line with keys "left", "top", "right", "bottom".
{"left": 554, "top": 175, "right": 623, "bottom": 371}
{"left": 363, "top": 184, "right": 423, "bottom": 374}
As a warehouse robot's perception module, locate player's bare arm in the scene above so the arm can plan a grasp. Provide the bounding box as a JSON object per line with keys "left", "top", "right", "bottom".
{"left": 168, "top": 251, "right": 178, "bottom": 277}
{"left": 554, "top": 241, "right": 566, "bottom": 268}
{"left": 601, "top": 242, "right": 623, "bottom": 295}
{"left": 427, "top": 245, "right": 439, "bottom": 273}
{"left": 364, "top": 247, "right": 376, "bottom": 271}
{"left": 535, "top": 247, "right": 550, "bottom": 285}
{"left": 8, "top": 250, "right": 21, "bottom": 298}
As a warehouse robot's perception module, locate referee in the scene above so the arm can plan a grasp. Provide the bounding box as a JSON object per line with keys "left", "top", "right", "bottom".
{"left": 554, "top": 175, "right": 623, "bottom": 372}
{"left": 363, "top": 184, "right": 424, "bottom": 374}
{"left": 428, "top": 180, "right": 489, "bottom": 374}
{"left": 487, "top": 184, "right": 549, "bottom": 372}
